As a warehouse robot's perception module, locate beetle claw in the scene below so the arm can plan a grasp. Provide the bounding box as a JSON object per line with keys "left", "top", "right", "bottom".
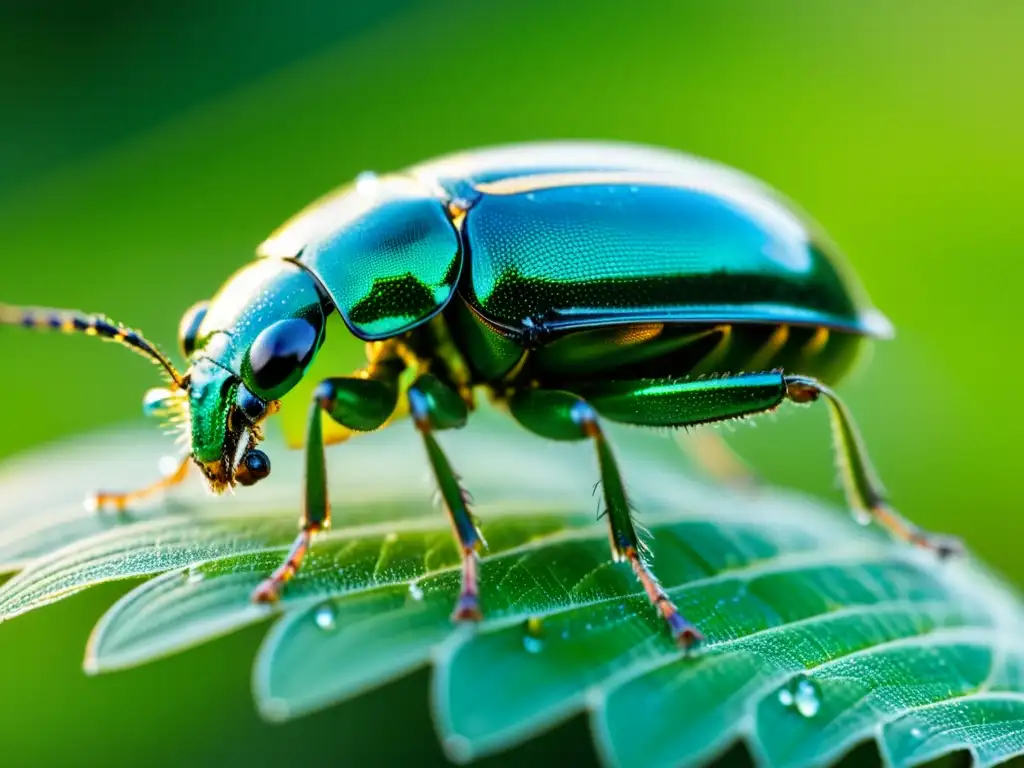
{"left": 923, "top": 534, "right": 964, "bottom": 561}
{"left": 251, "top": 579, "right": 283, "bottom": 604}
{"left": 451, "top": 592, "right": 482, "bottom": 622}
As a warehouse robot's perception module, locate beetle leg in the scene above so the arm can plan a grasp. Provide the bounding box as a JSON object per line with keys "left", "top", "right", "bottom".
{"left": 507, "top": 389, "right": 702, "bottom": 649}
{"left": 406, "top": 373, "right": 483, "bottom": 621}
{"left": 88, "top": 455, "right": 192, "bottom": 512}
{"left": 251, "top": 361, "right": 402, "bottom": 604}
{"left": 580, "top": 372, "right": 959, "bottom": 558}
{"left": 783, "top": 375, "right": 962, "bottom": 558}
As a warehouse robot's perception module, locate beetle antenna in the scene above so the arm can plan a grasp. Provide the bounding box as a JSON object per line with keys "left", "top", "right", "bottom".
{"left": 0, "top": 303, "right": 184, "bottom": 386}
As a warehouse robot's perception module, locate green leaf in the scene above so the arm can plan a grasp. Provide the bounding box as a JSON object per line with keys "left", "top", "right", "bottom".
{"left": 1, "top": 405, "right": 1022, "bottom": 768}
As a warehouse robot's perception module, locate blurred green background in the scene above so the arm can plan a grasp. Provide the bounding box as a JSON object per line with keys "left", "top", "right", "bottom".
{"left": 1, "top": 1, "right": 1021, "bottom": 765}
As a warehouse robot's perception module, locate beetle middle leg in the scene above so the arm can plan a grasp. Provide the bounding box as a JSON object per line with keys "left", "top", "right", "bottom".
{"left": 406, "top": 373, "right": 484, "bottom": 621}
{"left": 251, "top": 358, "right": 402, "bottom": 603}
{"left": 507, "top": 389, "right": 703, "bottom": 649}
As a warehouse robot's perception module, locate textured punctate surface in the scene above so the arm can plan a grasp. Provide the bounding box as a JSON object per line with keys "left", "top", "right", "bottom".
{"left": 460, "top": 169, "right": 884, "bottom": 339}
{"left": 260, "top": 175, "right": 460, "bottom": 340}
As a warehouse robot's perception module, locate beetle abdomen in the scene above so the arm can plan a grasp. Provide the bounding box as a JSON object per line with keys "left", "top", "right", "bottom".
{"left": 525, "top": 322, "right": 863, "bottom": 389}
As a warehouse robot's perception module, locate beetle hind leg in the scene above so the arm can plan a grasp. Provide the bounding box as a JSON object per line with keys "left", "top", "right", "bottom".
{"left": 783, "top": 375, "right": 961, "bottom": 558}
{"left": 508, "top": 389, "right": 702, "bottom": 649}
{"left": 582, "top": 371, "right": 959, "bottom": 558}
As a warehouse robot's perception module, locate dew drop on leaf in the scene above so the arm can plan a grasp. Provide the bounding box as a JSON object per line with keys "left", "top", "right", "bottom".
{"left": 522, "top": 617, "right": 544, "bottom": 654}
{"left": 313, "top": 603, "right": 337, "bottom": 632}
{"left": 777, "top": 674, "right": 821, "bottom": 718}
{"left": 407, "top": 582, "right": 424, "bottom": 602}
{"left": 853, "top": 508, "right": 872, "bottom": 526}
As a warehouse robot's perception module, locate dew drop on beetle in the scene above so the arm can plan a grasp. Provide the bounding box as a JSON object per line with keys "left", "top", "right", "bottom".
{"left": 355, "top": 171, "right": 379, "bottom": 196}
{"left": 158, "top": 455, "right": 181, "bottom": 477}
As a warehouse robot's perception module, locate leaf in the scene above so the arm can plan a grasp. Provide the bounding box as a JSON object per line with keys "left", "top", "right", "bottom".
{"left": 1, "top": 404, "right": 1023, "bottom": 768}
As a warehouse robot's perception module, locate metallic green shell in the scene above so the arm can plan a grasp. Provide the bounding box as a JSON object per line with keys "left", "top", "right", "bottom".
{"left": 459, "top": 171, "right": 888, "bottom": 338}
{"left": 258, "top": 175, "right": 460, "bottom": 341}
{"left": 415, "top": 142, "right": 890, "bottom": 340}
{"left": 258, "top": 141, "right": 890, "bottom": 347}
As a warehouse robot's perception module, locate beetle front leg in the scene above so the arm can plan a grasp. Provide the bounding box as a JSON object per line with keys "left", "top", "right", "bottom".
{"left": 406, "top": 374, "right": 483, "bottom": 621}
{"left": 251, "top": 365, "right": 401, "bottom": 603}
{"left": 784, "top": 375, "right": 961, "bottom": 558}
{"left": 88, "top": 455, "right": 192, "bottom": 512}
{"left": 508, "top": 389, "right": 702, "bottom": 649}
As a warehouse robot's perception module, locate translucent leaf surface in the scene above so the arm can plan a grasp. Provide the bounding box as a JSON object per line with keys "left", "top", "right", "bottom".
{"left": 1, "top": 405, "right": 1022, "bottom": 768}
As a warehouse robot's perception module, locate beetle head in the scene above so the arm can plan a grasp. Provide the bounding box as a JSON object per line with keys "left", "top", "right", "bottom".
{"left": 161, "top": 259, "right": 328, "bottom": 492}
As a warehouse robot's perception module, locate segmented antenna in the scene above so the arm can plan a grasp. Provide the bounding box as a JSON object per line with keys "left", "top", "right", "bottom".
{"left": 0, "top": 303, "right": 184, "bottom": 386}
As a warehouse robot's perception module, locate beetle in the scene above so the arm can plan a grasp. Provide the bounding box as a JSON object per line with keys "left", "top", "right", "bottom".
{"left": 0, "top": 141, "right": 959, "bottom": 647}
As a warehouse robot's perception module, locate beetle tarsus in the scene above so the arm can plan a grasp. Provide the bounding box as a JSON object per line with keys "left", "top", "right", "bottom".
{"left": 451, "top": 551, "right": 483, "bottom": 622}
{"left": 628, "top": 547, "right": 703, "bottom": 651}
{"left": 666, "top": 612, "right": 704, "bottom": 651}
{"left": 251, "top": 527, "right": 315, "bottom": 604}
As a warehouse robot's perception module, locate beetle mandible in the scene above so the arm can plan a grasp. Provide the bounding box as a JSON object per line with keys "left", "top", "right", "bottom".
{"left": 0, "top": 141, "right": 960, "bottom": 647}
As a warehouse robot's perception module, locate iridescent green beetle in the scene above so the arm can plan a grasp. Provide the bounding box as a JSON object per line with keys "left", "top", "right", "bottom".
{"left": 0, "top": 142, "right": 959, "bottom": 647}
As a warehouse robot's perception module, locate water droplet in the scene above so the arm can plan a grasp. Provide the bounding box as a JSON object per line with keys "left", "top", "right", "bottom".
{"left": 778, "top": 675, "right": 821, "bottom": 718}
{"left": 909, "top": 727, "right": 924, "bottom": 739}
{"left": 522, "top": 617, "right": 544, "bottom": 653}
{"left": 853, "top": 508, "right": 872, "bottom": 526}
{"left": 314, "top": 603, "right": 337, "bottom": 631}
{"left": 561, "top": 628, "right": 570, "bottom": 640}
{"left": 355, "top": 171, "right": 379, "bottom": 195}
{"left": 408, "top": 582, "right": 424, "bottom": 601}
{"left": 158, "top": 455, "right": 180, "bottom": 477}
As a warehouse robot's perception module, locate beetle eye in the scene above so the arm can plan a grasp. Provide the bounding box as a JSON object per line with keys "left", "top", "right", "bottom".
{"left": 247, "top": 317, "right": 322, "bottom": 398}
{"left": 178, "top": 301, "right": 209, "bottom": 358}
